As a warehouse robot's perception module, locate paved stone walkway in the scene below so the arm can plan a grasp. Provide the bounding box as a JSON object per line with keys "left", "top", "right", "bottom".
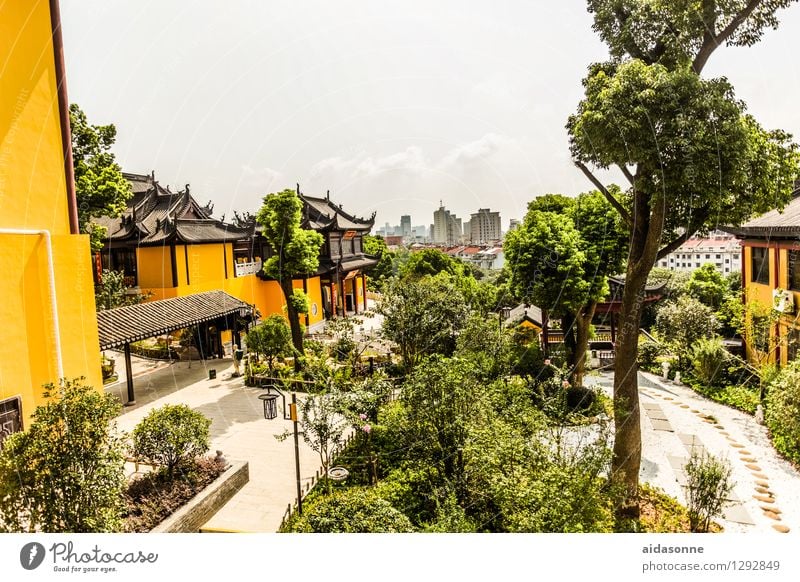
{"left": 113, "top": 360, "right": 324, "bottom": 532}
{"left": 589, "top": 371, "right": 800, "bottom": 533}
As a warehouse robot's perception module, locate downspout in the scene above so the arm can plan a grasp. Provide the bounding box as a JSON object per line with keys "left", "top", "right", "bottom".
{"left": 0, "top": 229, "right": 64, "bottom": 379}
{"left": 49, "top": 0, "right": 80, "bottom": 235}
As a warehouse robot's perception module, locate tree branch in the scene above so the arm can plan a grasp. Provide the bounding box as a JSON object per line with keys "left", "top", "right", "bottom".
{"left": 693, "top": 0, "right": 762, "bottom": 73}
{"left": 617, "top": 163, "right": 635, "bottom": 186}
{"left": 655, "top": 208, "right": 711, "bottom": 260}
{"left": 574, "top": 161, "right": 633, "bottom": 226}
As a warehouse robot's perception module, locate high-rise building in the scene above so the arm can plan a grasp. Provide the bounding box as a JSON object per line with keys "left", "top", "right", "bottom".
{"left": 508, "top": 218, "right": 520, "bottom": 232}
{"left": 433, "top": 203, "right": 463, "bottom": 245}
{"left": 470, "top": 208, "right": 502, "bottom": 244}
{"left": 400, "top": 215, "right": 411, "bottom": 238}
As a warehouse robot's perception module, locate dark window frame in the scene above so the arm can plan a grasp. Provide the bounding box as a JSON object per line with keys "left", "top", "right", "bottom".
{"left": 788, "top": 249, "right": 800, "bottom": 291}
{"left": 751, "top": 247, "right": 770, "bottom": 285}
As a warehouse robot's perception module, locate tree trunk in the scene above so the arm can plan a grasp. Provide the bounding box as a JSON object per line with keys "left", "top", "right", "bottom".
{"left": 612, "top": 186, "right": 666, "bottom": 519}
{"left": 573, "top": 302, "right": 597, "bottom": 388}
{"left": 561, "top": 311, "right": 577, "bottom": 376}
{"left": 280, "top": 278, "right": 304, "bottom": 372}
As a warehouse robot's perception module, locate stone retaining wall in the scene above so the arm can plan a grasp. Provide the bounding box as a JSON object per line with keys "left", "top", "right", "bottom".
{"left": 151, "top": 460, "right": 249, "bottom": 533}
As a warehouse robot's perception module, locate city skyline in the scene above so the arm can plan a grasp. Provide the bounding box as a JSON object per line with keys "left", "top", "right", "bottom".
{"left": 59, "top": 1, "right": 800, "bottom": 230}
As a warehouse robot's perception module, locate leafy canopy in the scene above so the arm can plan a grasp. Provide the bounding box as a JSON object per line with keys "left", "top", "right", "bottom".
{"left": 568, "top": 60, "right": 798, "bottom": 243}
{"left": 0, "top": 378, "right": 125, "bottom": 532}
{"left": 70, "top": 104, "right": 132, "bottom": 251}
{"left": 256, "top": 189, "right": 324, "bottom": 279}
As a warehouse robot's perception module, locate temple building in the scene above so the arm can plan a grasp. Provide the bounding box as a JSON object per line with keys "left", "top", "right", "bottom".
{"left": 723, "top": 187, "right": 800, "bottom": 365}
{"left": 95, "top": 175, "right": 377, "bottom": 339}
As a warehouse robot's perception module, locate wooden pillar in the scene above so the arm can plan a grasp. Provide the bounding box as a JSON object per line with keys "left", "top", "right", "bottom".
{"left": 217, "top": 325, "right": 224, "bottom": 359}
{"left": 610, "top": 315, "right": 617, "bottom": 346}
{"left": 352, "top": 277, "right": 359, "bottom": 314}
{"left": 302, "top": 277, "right": 310, "bottom": 328}
{"left": 124, "top": 343, "right": 135, "bottom": 405}
{"left": 362, "top": 274, "right": 368, "bottom": 310}
{"left": 338, "top": 275, "right": 345, "bottom": 317}
{"left": 542, "top": 310, "right": 549, "bottom": 357}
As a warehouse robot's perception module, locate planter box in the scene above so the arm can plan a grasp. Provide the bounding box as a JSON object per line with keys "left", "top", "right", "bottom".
{"left": 151, "top": 460, "right": 249, "bottom": 533}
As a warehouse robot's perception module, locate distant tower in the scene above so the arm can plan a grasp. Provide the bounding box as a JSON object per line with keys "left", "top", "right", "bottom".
{"left": 400, "top": 215, "right": 411, "bottom": 238}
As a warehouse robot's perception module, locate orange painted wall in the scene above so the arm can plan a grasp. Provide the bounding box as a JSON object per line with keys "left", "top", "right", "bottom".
{"left": 1, "top": 1, "right": 102, "bottom": 427}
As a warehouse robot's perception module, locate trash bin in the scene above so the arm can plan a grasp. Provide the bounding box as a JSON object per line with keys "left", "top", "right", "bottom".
{"left": 209, "top": 369, "right": 216, "bottom": 380}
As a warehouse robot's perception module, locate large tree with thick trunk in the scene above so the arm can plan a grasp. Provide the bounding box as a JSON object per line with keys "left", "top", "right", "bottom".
{"left": 256, "top": 189, "right": 323, "bottom": 369}
{"left": 569, "top": 0, "right": 800, "bottom": 516}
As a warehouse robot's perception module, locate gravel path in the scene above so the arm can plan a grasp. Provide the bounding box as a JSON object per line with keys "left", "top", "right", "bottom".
{"left": 587, "top": 371, "right": 800, "bottom": 533}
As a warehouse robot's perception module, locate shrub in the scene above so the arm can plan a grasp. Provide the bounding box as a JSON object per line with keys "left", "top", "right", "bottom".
{"left": 0, "top": 378, "right": 125, "bottom": 532}
{"left": 122, "top": 455, "right": 225, "bottom": 532}
{"left": 131, "top": 405, "right": 211, "bottom": 477}
{"left": 637, "top": 339, "right": 664, "bottom": 372}
{"left": 683, "top": 451, "right": 734, "bottom": 532}
{"left": 246, "top": 315, "right": 292, "bottom": 370}
{"left": 765, "top": 361, "right": 800, "bottom": 465}
{"left": 289, "top": 487, "right": 414, "bottom": 532}
{"left": 655, "top": 296, "right": 718, "bottom": 370}
{"left": 691, "top": 336, "right": 729, "bottom": 386}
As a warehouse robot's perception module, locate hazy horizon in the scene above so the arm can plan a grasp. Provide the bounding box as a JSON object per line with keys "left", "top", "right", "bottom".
{"left": 61, "top": 1, "right": 800, "bottom": 231}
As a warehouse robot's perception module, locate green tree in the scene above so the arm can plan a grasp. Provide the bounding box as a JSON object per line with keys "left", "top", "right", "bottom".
{"left": 70, "top": 104, "right": 132, "bottom": 251}
{"left": 0, "top": 378, "right": 125, "bottom": 532}
{"left": 655, "top": 296, "right": 718, "bottom": 370}
{"left": 765, "top": 360, "right": 800, "bottom": 464}
{"left": 256, "top": 189, "right": 324, "bottom": 368}
{"left": 505, "top": 197, "right": 625, "bottom": 385}
{"left": 400, "top": 356, "right": 483, "bottom": 491}
{"left": 246, "top": 315, "right": 293, "bottom": 371}
{"left": 686, "top": 263, "right": 728, "bottom": 308}
{"left": 363, "top": 234, "right": 397, "bottom": 291}
{"left": 400, "top": 248, "right": 470, "bottom": 280}
{"left": 378, "top": 274, "right": 469, "bottom": 372}
{"left": 289, "top": 487, "right": 414, "bottom": 532}
{"left": 131, "top": 404, "right": 211, "bottom": 478}
{"left": 94, "top": 269, "right": 148, "bottom": 311}
{"left": 568, "top": 2, "right": 799, "bottom": 511}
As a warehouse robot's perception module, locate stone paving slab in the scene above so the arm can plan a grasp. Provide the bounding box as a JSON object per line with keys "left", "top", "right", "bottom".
{"left": 650, "top": 418, "right": 674, "bottom": 432}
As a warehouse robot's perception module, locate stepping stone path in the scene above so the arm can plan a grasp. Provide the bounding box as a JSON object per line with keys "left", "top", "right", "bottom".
{"left": 630, "top": 374, "right": 793, "bottom": 533}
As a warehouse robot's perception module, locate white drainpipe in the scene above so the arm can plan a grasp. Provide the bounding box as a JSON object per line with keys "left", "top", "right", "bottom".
{"left": 0, "top": 229, "right": 64, "bottom": 379}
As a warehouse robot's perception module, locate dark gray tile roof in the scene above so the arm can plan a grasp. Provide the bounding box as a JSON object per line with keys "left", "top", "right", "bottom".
{"left": 505, "top": 303, "right": 543, "bottom": 327}
{"left": 97, "top": 290, "right": 254, "bottom": 350}
{"left": 301, "top": 194, "right": 375, "bottom": 232}
{"left": 722, "top": 191, "right": 800, "bottom": 237}
{"left": 96, "top": 173, "right": 251, "bottom": 246}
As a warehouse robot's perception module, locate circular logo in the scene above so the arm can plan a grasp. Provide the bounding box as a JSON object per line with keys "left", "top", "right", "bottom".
{"left": 311, "top": 303, "right": 318, "bottom": 316}
{"left": 20, "top": 542, "right": 46, "bottom": 570}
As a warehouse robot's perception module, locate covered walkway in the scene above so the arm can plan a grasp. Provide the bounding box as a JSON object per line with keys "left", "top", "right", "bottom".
{"left": 97, "top": 290, "right": 254, "bottom": 404}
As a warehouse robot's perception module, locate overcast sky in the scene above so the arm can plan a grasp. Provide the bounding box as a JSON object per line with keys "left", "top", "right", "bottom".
{"left": 61, "top": 0, "right": 800, "bottom": 230}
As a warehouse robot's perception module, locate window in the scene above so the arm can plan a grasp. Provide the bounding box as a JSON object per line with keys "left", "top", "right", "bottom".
{"left": 660, "top": 261, "right": 667, "bottom": 267}
{"left": 716, "top": 254, "right": 721, "bottom": 259}
{"left": 354, "top": 236, "right": 363, "bottom": 254}
{"left": 102, "top": 248, "right": 138, "bottom": 286}
{"left": 329, "top": 234, "right": 342, "bottom": 258}
{"left": 751, "top": 247, "right": 770, "bottom": 285}
{"left": 734, "top": 253, "right": 740, "bottom": 260}
{"left": 725, "top": 258, "right": 729, "bottom": 263}
{"left": 706, "top": 254, "right": 711, "bottom": 259}
{"left": 788, "top": 250, "right": 800, "bottom": 291}
{"left": 695, "top": 262, "right": 700, "bottom": 267}
{"left": 0, "top": 397, "right": 22, "bottom": 450}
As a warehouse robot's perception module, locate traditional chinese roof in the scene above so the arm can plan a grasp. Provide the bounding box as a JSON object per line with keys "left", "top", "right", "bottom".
{"left": 595, "top": 276, "right": 668, "bottom": 314}
{"left": 722, "top": 188, "right": 800, "bottom": 239}
{"left": 97, "top": 290, "right": 254, "bottom": 350}
{"left": 504, "top": 303, "right": 543, "bottom": 329}
{"left": 95, "top": 172, "right": 253, "bottom": 246}
{"left": 301, "top": 193, "right": 376, "bottom": 232}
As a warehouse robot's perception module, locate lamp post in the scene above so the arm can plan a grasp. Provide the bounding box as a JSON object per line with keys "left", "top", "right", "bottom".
{"left": 259, "top": 385, "right": 303, "bottom": 516}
